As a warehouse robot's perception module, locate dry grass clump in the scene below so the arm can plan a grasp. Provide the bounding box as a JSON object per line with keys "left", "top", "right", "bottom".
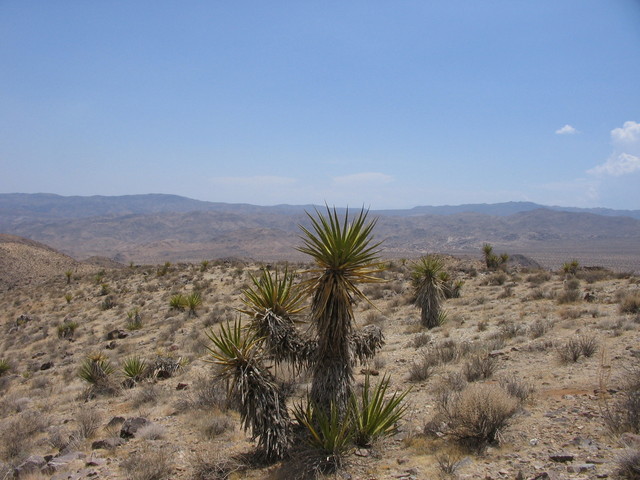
{"left": 75, "top": 408, "right": 102, "bottom": 440}
{"left": 529, "top": 319, "right": 551, "bottom": 339}
{"left": 603, "top": 365, "right": 640, "bottom": 435}
{"left": 435, "top": 383, "right": 519, "bottom": 447}
{"left": 617, "top": 448, "right": 640, "bottom": 479}
{"left": 620, "top": 292, "right": 640, "bottom": 314}
{"left": 120, "top": 446, "right": 172, "bottom": 480}
{"left": 462, "top": 353, "right": 497, "bottom": 382}
{"left": 557, "top": 335, "right": 598, "bottom": 363}
{"left": 526, "top": 271, "right": 551, "bottom": 286}
{"left": 0, "top": 410, "right": 50, "bottom": 463}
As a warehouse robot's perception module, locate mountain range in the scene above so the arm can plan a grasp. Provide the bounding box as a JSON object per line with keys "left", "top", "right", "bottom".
{"left": 1, "top": 193, "right": 639, "bottom": 271}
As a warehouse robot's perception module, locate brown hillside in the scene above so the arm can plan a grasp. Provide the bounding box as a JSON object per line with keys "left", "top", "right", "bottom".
{"left": 0, "top": 234, "right": 98, "bottom": 291}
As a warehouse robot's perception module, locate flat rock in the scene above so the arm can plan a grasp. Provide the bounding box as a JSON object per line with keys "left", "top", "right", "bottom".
{"left": 549, "top": 452, "right": 574, "bottom": 463}
{"left": 120, "top": 417, "right": 150, "bottom": 438}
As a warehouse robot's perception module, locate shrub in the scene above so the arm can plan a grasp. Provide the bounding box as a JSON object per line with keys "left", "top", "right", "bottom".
{"left": 120, "top": 446, "right": 172, "bottom": 480}
{"left": 57, "top": 320, "right": 78, "bottom": 339}
{"left": 438, "top": 383, "right": 518, "bottom": 446}
{"left": 499, "top": 375, "right": 535, "bottom": 403}
{"left": 482, "top": 243, "right": 508, "bottom": 270}
{"left": 79, "top": 354, "right": 115, "bottom": 386}
{"left": 618, "top": 448, "right": 640, "bottom": 479}
{"left": 562, "top": 259, "right": 580, "bottom": 276}
{"left": 64, "top": 293, "right": 73, "bottom": 304}
{"left": 603, "top": 365, "right": 640, "bottom": 434}
{"left": 462, "top": 354, "right": 497, "bottom": 382}
{"left": 76, "top": 409, "right": 102, "bottom": 440}
{"left": 620, "top": 292, "right": 640, "bottom": 314}
{"left": 0, "top": 359, "right": 10, "bottom": 376}
{"left": 185, "top": 291, "right": 203, "bottom": 317}
{"left": 100, "top": 295, "right": 116, "bottom": 310}
{"left": 122, "top": 356, "right": 148, "bottom": 384}
{"left": 557, "top": 335, "right": 598, "bottom": 363}
{"left": 126, "top": 308, "right": 143, "bottom": 330}
{"left": 529, "top": 319, "right": 551, "bottom": 339}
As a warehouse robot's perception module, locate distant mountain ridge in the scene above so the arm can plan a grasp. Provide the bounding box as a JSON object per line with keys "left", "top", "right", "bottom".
{"left": 1, "top": 193, "right": 638, "bottom": 220}
{"left": 1, "top": 193, "right": 639, "bottom": 271}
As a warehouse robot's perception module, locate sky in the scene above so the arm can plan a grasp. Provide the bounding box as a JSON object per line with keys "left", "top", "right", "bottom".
{"left": 1, "top": 1, "right": 639, "bottom": 210}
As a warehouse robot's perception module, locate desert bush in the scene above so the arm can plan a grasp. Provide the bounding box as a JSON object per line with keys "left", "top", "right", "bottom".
{"left": 499, "top": 322, "right": 526, "bottom": 339}
{"left": 529, "top": 319, "right": 551, "bottom": 339}
{"left": 437, "top": 383, "right": 518, "bottom": 447}
{"left": 482, "top": 243, "right": 508, "bottom": 271}
{"left": 527, "top": 271, "right": 551, "bottom": 286}
{"left": 99, "top": 283, "right": 110, "bottom": 296}
{"left": 558, "top": 335, "right": 598, "bottom": 363}
{"left": 64, "top": 292, "right": 73, "bottom": 304}
{"left": 78, "top": 354, "right": 116, "bottom": 394}
{"left": 620, "top": 292, "right": 640, "bottom": 314}
{"left": 618, "top": 448, "right": 640, "bottom": 479}
{"left": 499, "top": 375, "right": 535, "bottom": 403}
{"left": 486, "top": 271, "right": 508, "bottom": 286}
{"left": 120, "top": 446, "right": 172, "bottom": 480}
{"left": 156, "top": 262, "right": 172, "bottom": 277}
{"left": 185, "top": 291, "right": 203, "bottom": 317}
{"left": 57, "top": 319, "right": 78, "bottom": 339}
{"left": 411, "top": 332, "right": 431, "bottom": 349}
{"left": 562, "top": 259, "right": 580, "bottom": 276}
{"left": 76, "top": 408, "right": 102, "bottom": 440}
{"left": 462, "top": 353, "right": 497, "bottom": 382}
{"left": 100, "top": 295, "right": 117, "bottom": 310}
{"left": 0, "top": 359, "right": 10, "bottom": 376}
{"left": 0, "top": 410, "right": 49, "bottom": 462}
{"left": 126, "top": 308, "right": 143, "bottom": 330}
{"left": 202, "top": 412, "right": 234, "bottom": 439}
{"left": 557, "top": 278, "right": 581, "bottom": 304}
{"left": 137, "top": 423, "right": 166, "bottom": 440}
{"left": 408, "top": 353, "right": 437, "bottom": 382}
{"left": 603, "top": 365, "right": 640, "bottom": 435}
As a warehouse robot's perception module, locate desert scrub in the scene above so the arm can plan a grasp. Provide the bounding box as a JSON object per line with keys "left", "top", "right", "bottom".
{"left": 169, "top": 294, "right": 187, "bottom": 311}
{"left": 120, "top": 446, "right": 172, "bottom": 480}
{"left": 620, "top": 292, "right": 640, "bottom": 314}
{"left": 602, "top": 365, "right": 640, "bottom": 434}
{"left": 122, "top": 355, "right": 148, "bottom": 386}
{"left": 436, "top": 382, "right": 519, "bottom": 447}
{"left": 78, "top": 353, "right": 116, "bottom": 395}
{"left": 126, "top": 308, "right": 143, "bottom": 330}
{"left": 185, "top": 291, "right": 203, "bottom": 317}
{"left": 557, "top": 335, "right": 598, "bottom": 363}
{"left": 462, "top": 353, "right": 497, "bottom": 382}
{"left": 57, "top": 319, "right": 78, "bottom": 339}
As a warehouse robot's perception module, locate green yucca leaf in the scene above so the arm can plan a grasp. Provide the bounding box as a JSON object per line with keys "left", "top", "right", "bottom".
{"left": 239, "top": 267, "right": 306, "bottom": 318}
{"left": 204, "top": 319, "right": 264, "bottom": 378}
{"left": 349, "top": 374, "right": 410, "bottom": 447}
{"left": 122, "top": 355, "right": 148, "bottom": 380}
{"left": 292, "top": 399, "right": 353, "bottom": 454}
{"left": 78, "top": 356, "right": 115, "bottom": 384}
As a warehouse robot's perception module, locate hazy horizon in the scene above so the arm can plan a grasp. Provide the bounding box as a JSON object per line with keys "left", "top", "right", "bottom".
{"left": 1, "top": 2, "right": 639, "bottom": 210}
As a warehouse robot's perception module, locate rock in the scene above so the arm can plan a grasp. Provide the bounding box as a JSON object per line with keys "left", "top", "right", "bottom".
{"left": 106, "top": 329, "right": 128, "bottom": 340}
{"left": 91, "top": 438, "right": 125, "bottom": 449}
{"left": 355, "top": 448, "right": 369, "bottom": 457}
{"left": 567, "top": 463, "right": 596, "bottom": 473}
{"left": 120, "top": 417, "right": 150, "bottom": 438}
{"left": 105, "top": 340, "right": 117, "bottom": 350}
{"left": 106, "top": 416, "right": 125, "bottom": 428}
{"left": 14, "top": 454, "right": 47, "bottom": 478}
{"left": 549, "top": 453, "right": 574, "bottom": 463}
{"left": 40, "top": 361, "right": 54, "bottom": 370}
{"left": 176, "top": 382, "right": 189, "bottom": 390}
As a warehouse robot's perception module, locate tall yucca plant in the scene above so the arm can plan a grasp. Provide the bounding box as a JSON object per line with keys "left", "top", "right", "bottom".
{"left": 412, "top": 254, "right": 446, "bottom": 329}
{"left": 298, "top": 207, "right": 384, "bottom": 415}
{"left": 239, "top": 268, "right": 313, "bottom": 366}
{"left": 205, "top": 320, "right": 291, "bottom": 460}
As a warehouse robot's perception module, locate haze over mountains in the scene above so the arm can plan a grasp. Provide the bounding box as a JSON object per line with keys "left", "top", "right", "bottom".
{"left": 1, "top": 193, "right": 639, "bottom": 271}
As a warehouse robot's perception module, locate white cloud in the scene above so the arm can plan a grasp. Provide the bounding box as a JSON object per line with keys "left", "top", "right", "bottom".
{"left": 332, "top": 172, "right": 394, "bottom": 186}
{"left": 587, "top": 153, "right": 640, "bottom": 176}
{"left": 611, "top": 120, "right": 640, "bottom": 144}
{"left": 588, "top": 120, "right": 640, "bottom": 177}
{"left": 209, "top": 175, "right": 297, "bottom": 187}
{"left": 555, "top": 124, "right": 578, "bottom": 135}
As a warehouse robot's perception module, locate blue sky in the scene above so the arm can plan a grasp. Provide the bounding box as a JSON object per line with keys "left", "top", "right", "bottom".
{"left": 1, "top": 1, "right": 639, "bottom": 209}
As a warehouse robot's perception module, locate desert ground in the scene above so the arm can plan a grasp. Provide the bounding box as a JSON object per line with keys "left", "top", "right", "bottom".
{"left": 1, "top": 248, "right": 639, "bottom": 479}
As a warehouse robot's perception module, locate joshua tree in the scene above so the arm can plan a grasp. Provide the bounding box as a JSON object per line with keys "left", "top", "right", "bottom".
{"left": 298, "top": 207, "right": 385, "bottom": 415}
{"left": 482, "top": 243, "right": 508, "bottom": 270}
{"left": 206, "top": 207, "right": 388, "bottom": 460}
{"left": 412, "top": 254, "right": 446, "bottom": 329}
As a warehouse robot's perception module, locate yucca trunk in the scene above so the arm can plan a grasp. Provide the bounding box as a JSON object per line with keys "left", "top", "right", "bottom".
{"left": 309, "top": 275, "right": 355, "bottom": 415}
{"left": 416, "top": 280, "right": 443, "bottom": 328}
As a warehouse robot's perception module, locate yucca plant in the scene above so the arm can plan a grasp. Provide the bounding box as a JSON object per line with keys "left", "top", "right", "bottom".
{"left": 205, "top": 319, "right": 291, "bottom": 460}
{"left": 122, "top": 355, "right": 148, "bottom": 384}
{"left": 169, "top": 294, "right": 187, "bottom": 311}
{"left": 349, "top": 374, "right": 410, "bottom": 447}
{"left": 292, "top": 399, "right": 354, "bottom": 472}
{"left": 412, "top": 255, "right": 446, "bottom": 329}
{"left": 200, "top": 260, "right": 210, "bottom": 272}
{"left": 57, "top": 320, "right": 79, "bottom": 339}
{"left": 79, "top": 354, "right": 115, "bottom": 386}
{"left": 65, "top": 270, "right": 73, "bottom": 284}
{"left": 185, "top": 291, "right": 203, "bottom": 317}
{"left": 0, "top": 359, "right": 10, "bottom": 376}
{"left": 239, "top": 267, "right": 312, "bottom": 366}
{"left": 298, "top": 207, "right": 385, "bottom": 415}
{"left": 126, "top": 308, "right": 143, "bottom": 330}
{"left": 64, "top": 293, "right": 73, "bottom": 304}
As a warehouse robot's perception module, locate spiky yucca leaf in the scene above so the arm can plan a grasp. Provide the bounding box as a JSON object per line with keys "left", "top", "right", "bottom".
{"left": 79, "top": 356, "right": 115, "bottom": 385}
{"left": 239, "top": 267, "right": 306, "bottom": 318}
{"left": 122, "top": 356, "right": 148, "bottom": 382}
{"left": 205, "top": 320, "right": 291, "bottom": 460}
{"left": 349, "top": 374, "right": 410, "bottom": 447}
{"left": 292, "top": 399, "right": 353, "bottom": 456}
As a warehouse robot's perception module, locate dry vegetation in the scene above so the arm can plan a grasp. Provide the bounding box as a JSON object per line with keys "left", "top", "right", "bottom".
{"left": 1, "top": 252, "right": 640, "bottom": 479}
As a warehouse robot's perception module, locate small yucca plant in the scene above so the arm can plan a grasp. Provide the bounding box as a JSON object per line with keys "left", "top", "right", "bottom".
{"left": 412, "top": 255, "right": 446, "bottom": 329}
{"left": 292, "top": 399, "right": 353, "bottom": 470}
{"left": 185, "top": 291, "right": 203, "bottom": 317}
{"left": 349, "top": 374, "right": 410, "bottom": 447}
{"left": 126, "top": 308, "right": 143, "bottom": 330}
{"left": 64, "top": 293, "right": 73, "bottom": 304}
{"left": 57, "top": 320, "right": 79, "bottom": 339}
{"left": 0, "top": 359, "right": 10, "bottom": 376}
{"left": 169, "top": 294, "right": 187, "bottom": 311}
{"left": 200, "top": 260, "right": 210, "bottom": 272}
{"left": 122, "top": 356, "right": 148, "bottom": 383}
{"left": 79, "top": 354, "right": 115, "bottom": 385}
